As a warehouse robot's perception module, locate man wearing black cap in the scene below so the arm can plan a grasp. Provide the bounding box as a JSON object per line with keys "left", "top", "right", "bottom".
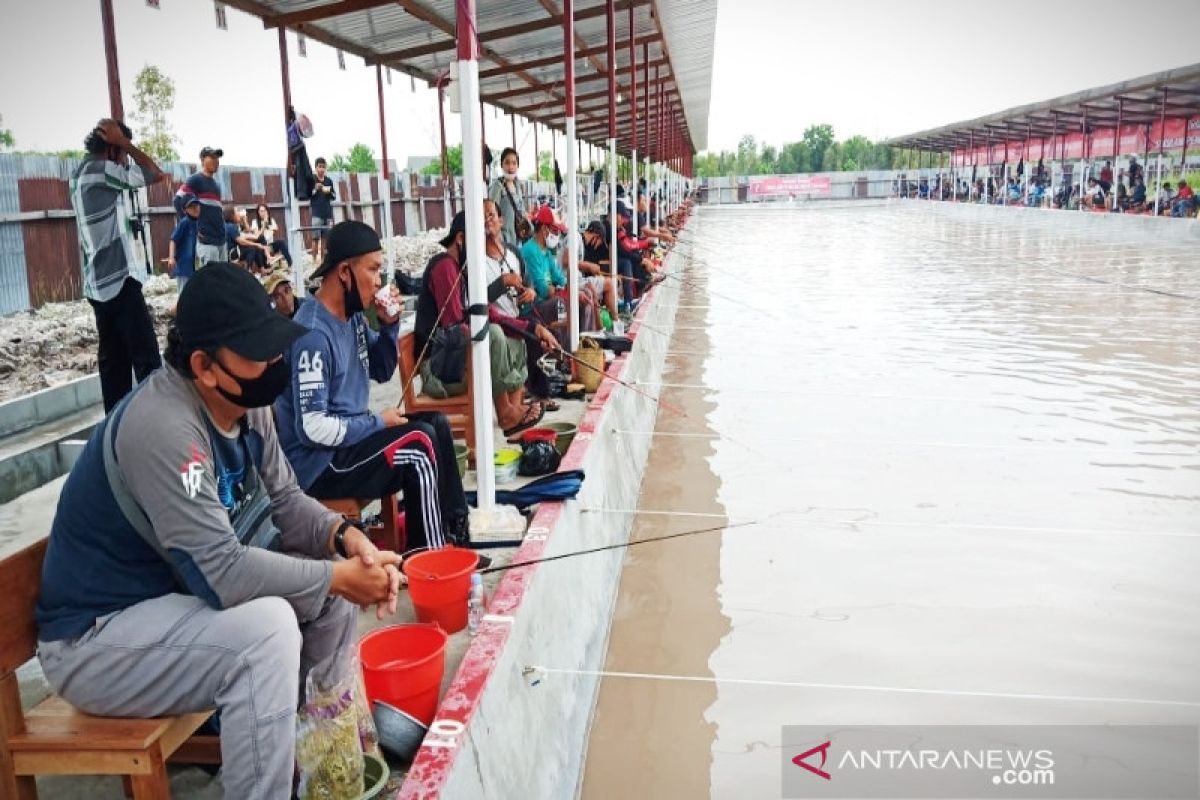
{"left": 275, "top": 221, "right": 471, "bottom": 551}
{"left": 174, "top": 145, "right": 227, "bottom": 265}
{"left": 35, "top": 262, "right": 402, "bottom": 799}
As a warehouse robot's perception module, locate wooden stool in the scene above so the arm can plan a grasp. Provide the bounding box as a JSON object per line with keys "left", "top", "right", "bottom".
{"left": 1, "top": 539, "right": 218, "bottom": 800}
{"left": 398, "top": 331, "right": 476, "bottom": 463}
{"left": 320, "top": 495, "right": 404, "bottom": 553}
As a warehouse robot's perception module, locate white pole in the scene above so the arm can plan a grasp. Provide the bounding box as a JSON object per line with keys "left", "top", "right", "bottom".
{"left": 288, "top": 184, "right": 304, "bottom": 296}
{"left": 1153, "top": 153, "right": 1163, "bottom": 215}
{"left": 566, "top": 117, "right": 579, "bottom": 351}
{"left": 631, "top": 148, "right": 638, "bottom": 236}
{"left": 456, "top": 22, "right": 495, "bottom": 510}
{"left": 609, "top": 137, "right": 617, "bottom": 288}
{"left": 644, "top": 154, "right": 650, "bottom": 215}
{"left": 1078, "top": 157, "right": 1086, "bottom": 212}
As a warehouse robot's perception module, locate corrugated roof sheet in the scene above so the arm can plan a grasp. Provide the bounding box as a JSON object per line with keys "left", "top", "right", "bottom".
{"left": 221, "top": 0, "right": 716, "bottom": 156}
{"left": 889, "top": 62, "right": 1200, "bottom": 151}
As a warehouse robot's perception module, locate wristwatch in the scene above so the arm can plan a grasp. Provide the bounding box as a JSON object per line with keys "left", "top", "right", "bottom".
{"left": 334, "top": 518, "right": 364, "bottom": 558}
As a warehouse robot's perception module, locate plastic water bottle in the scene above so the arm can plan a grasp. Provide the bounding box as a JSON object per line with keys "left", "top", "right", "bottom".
{"left": 467, "top": 573, "right": 485, "bottom": 637}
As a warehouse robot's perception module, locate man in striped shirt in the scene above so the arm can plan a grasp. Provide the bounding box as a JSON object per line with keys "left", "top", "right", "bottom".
{"left": 70, "top": 118, "right": 167, "bottom": 411}
{"left": 174, "top": 146, "right": 227, "bottom": 265}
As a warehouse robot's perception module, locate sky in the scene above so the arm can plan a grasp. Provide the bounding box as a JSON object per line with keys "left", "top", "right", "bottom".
{"left": 1, "top": 0, "right": 1198, "bottom": 168}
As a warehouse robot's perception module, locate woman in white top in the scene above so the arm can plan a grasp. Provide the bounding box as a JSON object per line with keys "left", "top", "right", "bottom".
{"left": 251, "top": 202, "right": 292, "bottom": 268}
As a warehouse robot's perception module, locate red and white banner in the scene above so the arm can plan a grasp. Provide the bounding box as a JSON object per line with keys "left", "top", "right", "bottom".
{"left": 951, "top": 115, "right": 1198, "bottom": 164}
{"left": 748, "top": 175, "right": 832, "bottom": 197}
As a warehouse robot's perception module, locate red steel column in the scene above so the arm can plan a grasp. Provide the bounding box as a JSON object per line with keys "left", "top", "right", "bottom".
{"left": 628, "top": 1, "right": 638, "bottom": 233}
{"left": 375, "top": 64, "right": 393, "bottom": 250}
{"left": 100, "top": 0, "right": 124, "bottom": 119}
{"left": 376, "top": 65, "right": 389, "bottom": 180}
{"left": 605, "top": 0, "right": 617, "bottom": 280}
{"left": 278, "top": 29, "right": 293, "bottom": 132}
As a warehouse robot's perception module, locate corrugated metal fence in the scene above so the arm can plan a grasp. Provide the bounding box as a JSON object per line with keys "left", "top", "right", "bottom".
{"left": 0, "top": 154, "right": 507, "bottom": 315}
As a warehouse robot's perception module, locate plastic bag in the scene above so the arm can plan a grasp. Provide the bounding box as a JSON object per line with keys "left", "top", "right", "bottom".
{"left": 296, "top": 653, "right": 365, "bottom": 800}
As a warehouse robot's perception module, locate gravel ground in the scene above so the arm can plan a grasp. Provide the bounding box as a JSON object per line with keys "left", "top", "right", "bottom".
{"left": 0, "top": 229, "right": 447, "bottom": 404}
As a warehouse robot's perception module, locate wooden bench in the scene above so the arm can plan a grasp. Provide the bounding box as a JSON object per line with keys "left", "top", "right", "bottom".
{"left": 397, "top": 330, "right": 476, "bottom": 462}
{"left": 0, "top": 539, "right": 218, "bottom": 800}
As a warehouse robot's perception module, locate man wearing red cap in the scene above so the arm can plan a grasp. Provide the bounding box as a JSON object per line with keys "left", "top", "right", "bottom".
{"left": 519, "top": 204, "right": 568, "bottom": 304}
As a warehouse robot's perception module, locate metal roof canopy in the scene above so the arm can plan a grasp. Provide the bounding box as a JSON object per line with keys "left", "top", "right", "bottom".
{"left": 887, "top": 63, "right": 1200, "bottom": 152}
{"left": 221, "top": 0, "right": 717, "bottom": 156}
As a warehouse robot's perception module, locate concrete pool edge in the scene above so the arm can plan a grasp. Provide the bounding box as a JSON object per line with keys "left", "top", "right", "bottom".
{"left": 398, "top": 241, "right": 688, "bottom": 799}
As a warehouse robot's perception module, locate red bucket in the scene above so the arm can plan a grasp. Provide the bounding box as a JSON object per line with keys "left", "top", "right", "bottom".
{"left": 519, "top": 427, "right": 558, "bottom": 446}
{"left": 402, "top": 547, "right": 479, "bottom": 633}
{"left": 359, "top": 623, "right": 448, "bottom": 726}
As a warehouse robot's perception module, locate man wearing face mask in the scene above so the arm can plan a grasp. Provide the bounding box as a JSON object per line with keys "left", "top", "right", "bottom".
{"left": 276, "top": 221, "right": 471, "bottom": 551}
{"left": 519, "top": 204, "right": 568, "bottom": 304}
{"left": 487, "top": 146, "right": 526, "bottom": 247}
{"left": 35, "top": 262, "right": 401, "bottom": 799}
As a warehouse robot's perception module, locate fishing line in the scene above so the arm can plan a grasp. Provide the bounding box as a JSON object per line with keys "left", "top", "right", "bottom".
{"left": 478, "top": 513, "right": 775, "bottom": 575}
{"left": 519, "top": 667, "right": 1200, "bottom": 708}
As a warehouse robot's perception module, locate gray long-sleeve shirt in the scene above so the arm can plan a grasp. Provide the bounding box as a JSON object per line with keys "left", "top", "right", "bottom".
{"left": 37, "top": 367, "right": 341, "bottom": 641}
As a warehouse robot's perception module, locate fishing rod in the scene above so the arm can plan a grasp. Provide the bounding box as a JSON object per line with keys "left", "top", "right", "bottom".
{"left": 513, "top": 322, "right": 687, "bottom": 416}
{"left": 478, "top": 513, "right": 774, "bottom": 574}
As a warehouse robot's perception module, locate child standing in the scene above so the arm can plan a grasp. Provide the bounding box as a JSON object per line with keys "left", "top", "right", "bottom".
{"left": 168, "top": 196, "right": 201, "bottom": 291}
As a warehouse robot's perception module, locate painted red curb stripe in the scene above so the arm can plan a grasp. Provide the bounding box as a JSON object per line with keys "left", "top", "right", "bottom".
{"left": 397, "top": 224, "right": 690, "bottom": 799}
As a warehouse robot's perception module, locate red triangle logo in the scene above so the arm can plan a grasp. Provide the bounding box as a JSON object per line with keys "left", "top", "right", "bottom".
{"left": 792, "top": 740, "right": 832, "bottom": 780}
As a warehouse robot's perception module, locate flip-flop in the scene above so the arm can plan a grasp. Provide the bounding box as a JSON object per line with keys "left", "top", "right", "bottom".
{"left": 525, "top": 397, "right": 560, "bottom": 412}
{"left": 502, "top": 402, "right": 545, "bottom": 438}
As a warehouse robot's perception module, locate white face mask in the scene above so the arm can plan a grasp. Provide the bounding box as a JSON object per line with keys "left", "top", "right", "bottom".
{"left": 504, "top": 167, "right": 518, "bottom": 178}
{"left": 546, "top": 233, "right": 561, "bottom": 249}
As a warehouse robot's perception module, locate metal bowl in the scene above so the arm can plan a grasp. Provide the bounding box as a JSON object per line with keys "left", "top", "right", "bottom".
{"left": 373, "top": 700, "right": 428, "bottom": 762}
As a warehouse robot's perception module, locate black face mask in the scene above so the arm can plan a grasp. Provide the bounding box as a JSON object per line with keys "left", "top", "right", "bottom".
{"left": 341, "top": 268, "right": 365, "bottom": 315}
{"left": 215, "top": 356, "right": 291, "bottom": 409}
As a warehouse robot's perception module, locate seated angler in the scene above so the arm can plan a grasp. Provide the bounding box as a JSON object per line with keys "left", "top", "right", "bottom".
{"left": 36, "top": 262, "right": 401, "bottom": 800}
{"left": 416, "top": 208, "right": 560, "bottom": 436}
{"left": 275, "top": 221, "right": 471, "bottom": 551}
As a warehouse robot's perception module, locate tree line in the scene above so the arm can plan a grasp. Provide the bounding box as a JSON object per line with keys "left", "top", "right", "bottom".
{"left": 696, "top": 125, "right": 935, "bottom": 177}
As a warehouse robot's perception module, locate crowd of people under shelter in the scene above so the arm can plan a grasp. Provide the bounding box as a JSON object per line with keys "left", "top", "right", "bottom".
{"left": 894, "top": 155, "right": 1198, "bottom": 218}
{"left": 44, "top": 116, "right": 690, "bottom": 798}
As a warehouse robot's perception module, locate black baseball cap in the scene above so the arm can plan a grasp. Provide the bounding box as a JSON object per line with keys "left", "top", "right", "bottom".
{"left": 176, "top": 262, "right": 307, "bottom": 361}
{"left": 439, "top": 211, "right": 466, "bottom": 249}
{"left": 310, "top": 220, "right": 383, "bottom": 280}
{"left": 200, "top": 146, "right": 224, "bottom": 159}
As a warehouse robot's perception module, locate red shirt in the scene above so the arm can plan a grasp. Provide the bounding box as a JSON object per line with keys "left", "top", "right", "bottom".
{"left": 1178, "top": 185, "right": 1194, "bottom": 199}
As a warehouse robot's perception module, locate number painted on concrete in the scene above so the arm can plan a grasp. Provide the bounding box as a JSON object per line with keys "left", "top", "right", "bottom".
{"left": 423, "top": 719, "right": 466, "bottom": 749}
{"left": 528, "top": 526, "right": 550, "bottom": 535}
{"left": 525, "top": 533, "right": 548, "bottom": 542}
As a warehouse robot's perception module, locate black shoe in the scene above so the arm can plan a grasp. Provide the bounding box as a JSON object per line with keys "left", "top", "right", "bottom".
{"left": 474, "top": 553, "right": 492, "bottom": 569}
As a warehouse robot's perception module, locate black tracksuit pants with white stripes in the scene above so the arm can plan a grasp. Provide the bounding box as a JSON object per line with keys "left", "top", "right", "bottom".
{"left": 308, "top": 412, "right": 468, "bottom": 550}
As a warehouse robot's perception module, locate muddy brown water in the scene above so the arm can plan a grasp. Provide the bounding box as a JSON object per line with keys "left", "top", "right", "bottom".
{"left": 581, "top": 203, "right": 1200, "bottom": 798}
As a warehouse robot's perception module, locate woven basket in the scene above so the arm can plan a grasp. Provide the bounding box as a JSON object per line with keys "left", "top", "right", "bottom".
{"left": 573, "top": 337, "right": 605, "bottom": 393}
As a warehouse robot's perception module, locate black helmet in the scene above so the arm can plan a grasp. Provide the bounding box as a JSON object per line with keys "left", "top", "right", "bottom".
{"left": 518, "top": 441, "right": 560, "bottom": 477}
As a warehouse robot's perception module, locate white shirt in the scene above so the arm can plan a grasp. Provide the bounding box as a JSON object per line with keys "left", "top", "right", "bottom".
{"left": 486, "top": 247, "right": 522, "bottom": 319}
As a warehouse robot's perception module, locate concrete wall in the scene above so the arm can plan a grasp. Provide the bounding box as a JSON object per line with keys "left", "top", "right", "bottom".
{"left": 399, "top": 244, "right": 686, "bottom": 800}
{"left": 902, "top": 198, "right": 1200, "bottom": 244}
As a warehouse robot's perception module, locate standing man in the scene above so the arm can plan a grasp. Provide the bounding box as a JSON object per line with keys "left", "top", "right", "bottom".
{"left": 70, "top": 118, "right": 166, "bottom": 412}
{"left": 175, "top": 146, "right": 227, "bottom": 265}
{"left": 311, "top": 157, "right": 336, "bottom": 261}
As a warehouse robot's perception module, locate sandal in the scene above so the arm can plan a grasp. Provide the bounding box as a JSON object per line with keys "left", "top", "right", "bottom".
{"left": 525, "top": 397, "right": 560, "bottom": 412}
{"left": 502, "top": 402, "right": 545, "bottom": 438}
